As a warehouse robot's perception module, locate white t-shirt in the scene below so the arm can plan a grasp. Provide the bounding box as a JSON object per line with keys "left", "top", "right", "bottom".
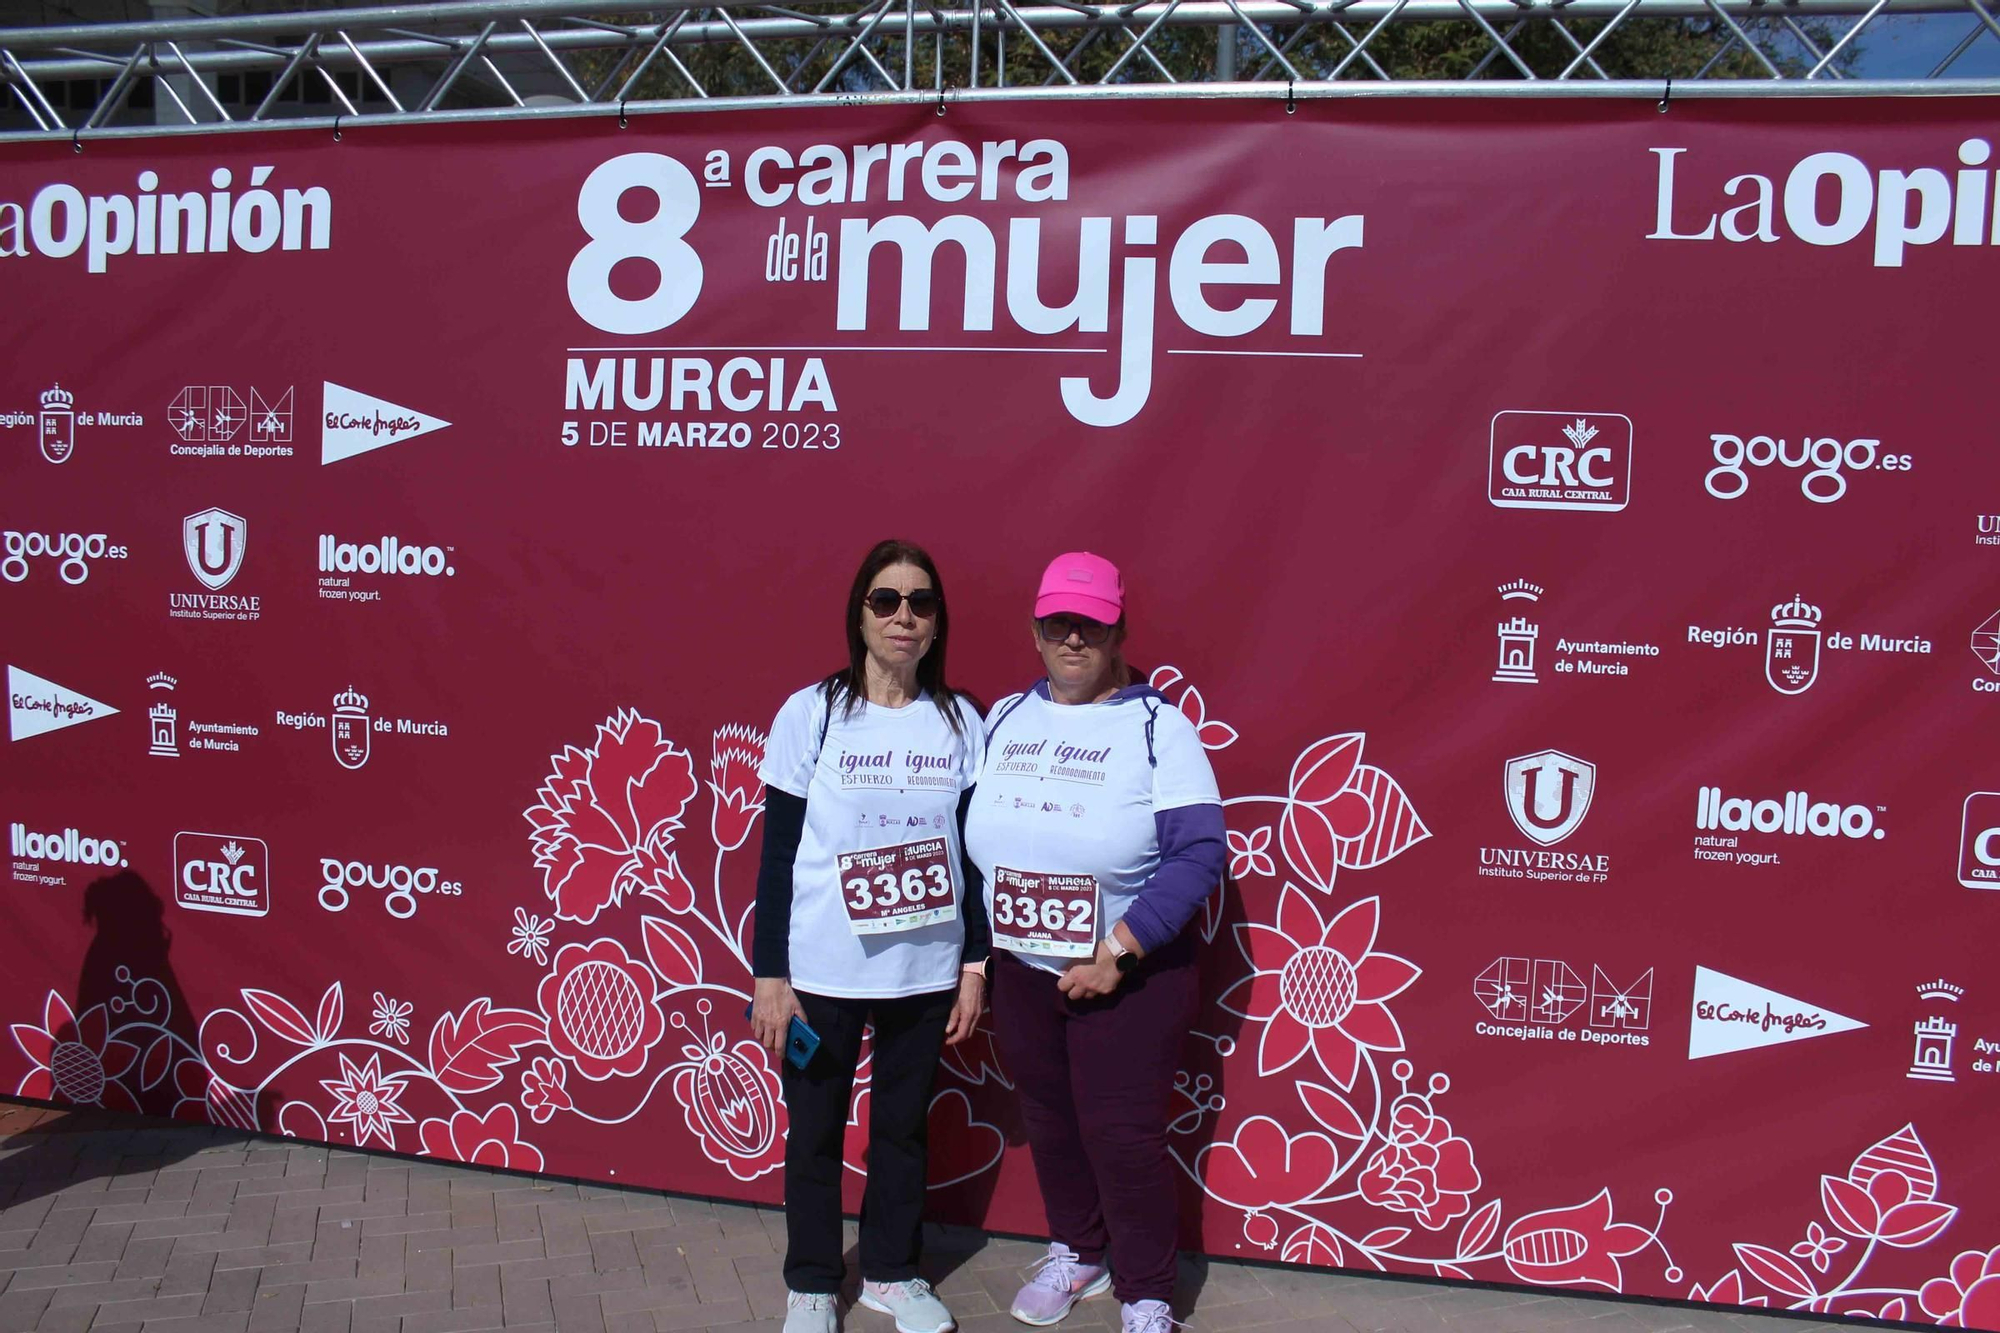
{"left": 759, "top": 684, "right": 985, "bottom": 1000}
{"left": 964, "top": 685, "right": 1221, "bottom": 974}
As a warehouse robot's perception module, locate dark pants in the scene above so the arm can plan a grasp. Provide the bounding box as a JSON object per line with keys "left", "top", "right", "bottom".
{"left": 991, "top": 941, "right": 1198, "bottom": 1305}
{"left": 780, "top": 986, "right": 954, "bottom": 1294}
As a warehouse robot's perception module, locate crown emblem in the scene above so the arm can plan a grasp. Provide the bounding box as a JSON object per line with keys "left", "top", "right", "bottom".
{"left": 1560, "top": 418, "right": 1598, "bottom": 449}
{"left": 1498, "top": 580, "right": 1544, "bottom": 603}
{"left": 220, "top": 841, "right": 246, "bottom": 865}
{"left": 332, "top": 687, "right": 370, "bottom": 715}
{"left": 1770, "top": 595, "right": 1822, "bottom": 629}
{"left": 39, "top": 384, "right": 74, "bottom": 410}
{"left": 1916, "top": 978, "right": 1965, "bottom": 1002}
{"left": 147, "top": 672, "right": 178, "bottom": 691}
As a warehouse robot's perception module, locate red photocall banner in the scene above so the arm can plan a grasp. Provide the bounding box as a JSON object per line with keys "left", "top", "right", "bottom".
{"left": 2, "top": 98, "right": 1998, "bottom": 1326}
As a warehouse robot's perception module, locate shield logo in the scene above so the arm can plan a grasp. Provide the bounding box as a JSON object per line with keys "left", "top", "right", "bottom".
{"left": 1504, "top": 749, "right": 1596, "bottom": 846}
{"left": 182, "top": 508, "right": 246, "bottom": 590}
{"left": 331, "top": 688, "right": 371, "bottom": 770}
{"left": 1766, "top": 624, "right": 1821, "bottom": 694}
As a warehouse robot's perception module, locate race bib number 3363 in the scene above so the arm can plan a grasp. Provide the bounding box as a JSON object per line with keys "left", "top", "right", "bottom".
{"left": 838, "top": 839, "right": 958, "bottom": 935}
{"left": 991, "top": 866, "right": 1099, "bottom": 957}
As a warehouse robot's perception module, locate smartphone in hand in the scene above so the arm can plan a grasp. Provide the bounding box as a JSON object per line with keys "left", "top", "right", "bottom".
{"left": 745, "top": 1004, "right": 820, "bottom": 1070}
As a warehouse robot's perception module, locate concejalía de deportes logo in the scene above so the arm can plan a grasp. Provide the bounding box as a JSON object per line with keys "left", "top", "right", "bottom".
{"left": 563, "top": 143, "right": 1369, "bottom": 428}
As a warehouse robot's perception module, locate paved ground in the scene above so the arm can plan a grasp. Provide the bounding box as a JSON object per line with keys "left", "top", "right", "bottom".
{"left": 0, "top": 1101, "right": 1859, "bottom": 1333}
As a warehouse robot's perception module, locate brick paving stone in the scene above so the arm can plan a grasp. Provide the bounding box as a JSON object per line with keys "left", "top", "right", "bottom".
{"left": 597, "top": 1278, "right": 701, "bottom": 1318}
{"left": 297, "top": 1299, "right": 352, "bottom": 1333}
{"left": 549, "top": 1269, "right": 648, "bottom": 1302}
{"left": 549, "top": 1292, "right": 606, "bottom": 1332}
{"left": 248, "top": 1258, "right": 361, "bottom": 1290}
{"left": 356, "top": 1212, "right": 450, "bottom": 1237}
{"left": 400, "top": 1308, "right": 507, "bottom": 1333}
{"left": 129, "top": 1218, "right": 226, "bottom": 1242}
{"left": 73, "top": 1224, "right": 137, "bottom": 1265}
{"left": 31, "top": 1303, "right": 102, "bottom": 1333}
{"left": 683, "top": 1257, "right": 742, "bottom": 1308}
{"left": 135, "top": 1313, "right": 254, "bottom": 1333}
{"left": 318, "top": 1199, "right": 413, "bottom": 1225}
{"left": 502, "top": 1253, "right": 596, "bottom": 1283}
{"left": 202, "top": 1242, "right": 313, "bottom": 1269}
{"left": 587, "top": 1233, "right": 641, "bottom": 1275}
{"left": 312, "top": 1220, "right": 362, "bottom": 1264}
{"left": 197, "top": 1264, "right": 261, "bottom": 1314}
{"left": 243, "top": 1281, "right": 307, "bottom": 1333}
{"left": 409, "top": 1226, "right": 497, "bottom": 1256}
{"left": 0, "top": 1283, "right": 56, "bottom": 1328}
{"left": 492, "top": 1199, "right": 540, "bottom": 1236}
{"left": 450, "top": 1238, "right": 545, "bottom": 1268}
{"left": 5, "top": 1262, "right": 123, "bottom": 1290}
{"left": 269, "top": 1206, "right": 322, "bottom": 1247}
{"left": 404, "top": 1241, "right": 454, "bottom": 1295}
{"left": 355, "top": 1232, "right": 402, "bottom": 1281}
{"left": 82, "top": 1292, "right": 203, "bottom": 1325}
{"left": 501, "top": 1270, "right": 557, "bottom": 1326}
{"left": 452, "top": 1262, "right": 502, "bottom": 1309}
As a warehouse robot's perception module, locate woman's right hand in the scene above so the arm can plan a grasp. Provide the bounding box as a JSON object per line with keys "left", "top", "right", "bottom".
{"left": 751, "top": 977, "right": 806, "bottom": 1058}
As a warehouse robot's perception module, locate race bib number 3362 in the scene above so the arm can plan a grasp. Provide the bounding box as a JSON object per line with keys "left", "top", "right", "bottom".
{"left": 991, "top": 866, "right": 1099, "bottom": 957}
{"left": 838, "top": 838, "right": 958, "bottom": 935}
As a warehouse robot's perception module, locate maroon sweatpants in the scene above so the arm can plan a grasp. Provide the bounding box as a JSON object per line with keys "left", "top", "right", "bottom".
{"left": 991, "top": 940, "right": 1198, "bottom": 1305}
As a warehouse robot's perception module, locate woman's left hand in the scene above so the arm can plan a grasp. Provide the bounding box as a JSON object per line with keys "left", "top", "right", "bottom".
{"left": 1056, "top": 955, "right": 1123, "bottom": 1001}
{"left": 945, "top": 970, "right": 985, "bottom": 1045}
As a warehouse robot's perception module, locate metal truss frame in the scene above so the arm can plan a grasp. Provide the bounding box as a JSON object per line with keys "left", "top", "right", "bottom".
{"left": 2, "top": 0, "right": 1998, "bottom": 142}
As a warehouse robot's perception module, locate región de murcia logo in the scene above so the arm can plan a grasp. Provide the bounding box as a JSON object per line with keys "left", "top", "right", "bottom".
{"left": 273, "top": 687, "right": 449, "bottom": 771}
{"left": 1687, "top": 594, "right": 1931, "bottom": 697}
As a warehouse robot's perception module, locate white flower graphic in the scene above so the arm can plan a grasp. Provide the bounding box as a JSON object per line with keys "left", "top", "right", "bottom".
{"left": 509, "top": 906, "right": 553, "bottom": 966}
{"left": 369, "top": 992, "right": 412, "bottom": 1045}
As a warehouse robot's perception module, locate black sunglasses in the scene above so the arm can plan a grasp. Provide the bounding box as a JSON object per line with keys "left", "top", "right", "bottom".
{"left": 866, "top": 588, "right": 941, "bottom": 619}
{"left": 1037, "top": 615, "right": 1114, "bottom": 647}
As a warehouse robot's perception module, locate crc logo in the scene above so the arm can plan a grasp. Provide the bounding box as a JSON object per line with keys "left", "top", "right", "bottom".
{"left": 182, "top": 507, "right": 246, "bottom": 590}
{"left": 2, "top": 531, "right": 128, "bottom": 585}
{"left": 568, "top": 153, "right": 703, "bottom": 335}
{"left": 174, "top": 831, "right": 269, "bottom": 917}
{"left": 1504, "top": 749, "right": 1596, "bottom": 846}
{"left": 1488, "top": 411, "right": 1632, "bottom": 513}
{"left": 1960, "top": 793, "right": 2000, "bottom": 890}
{"left": 1705, "top": 435, "right": 1910, "bottom": 504}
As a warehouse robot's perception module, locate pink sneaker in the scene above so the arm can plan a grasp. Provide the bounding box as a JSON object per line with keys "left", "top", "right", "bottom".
{"left": 1009, "top": 1243, "right": 1111, "bottom": 1326}
{"left": 1120, "top": 1299, "right": 1178, "bottom": 1333}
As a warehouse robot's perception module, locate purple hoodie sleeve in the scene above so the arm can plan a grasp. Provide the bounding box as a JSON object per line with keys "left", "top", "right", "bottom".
{"left": 1119, "top": 804, "right": 1227, "bottom": 955}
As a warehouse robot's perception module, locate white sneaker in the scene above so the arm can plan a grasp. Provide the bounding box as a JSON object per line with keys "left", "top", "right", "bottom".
{"left": 784, "top": 1289, "right": 838, "bottom": 1333}
{"left": 1121, "top": 1299, "right": 1179, "bottom": 1333}
{"left": 859, "top": 1276, "right": 955, "bottom": 1333}
{"left": 1010, "top": 1242, "right": 1112, "bottom": 1325}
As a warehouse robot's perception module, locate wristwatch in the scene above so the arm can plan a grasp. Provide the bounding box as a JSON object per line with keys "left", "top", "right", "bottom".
{"left": 1106, "top": 935, "right": 1139, "bottom": 975}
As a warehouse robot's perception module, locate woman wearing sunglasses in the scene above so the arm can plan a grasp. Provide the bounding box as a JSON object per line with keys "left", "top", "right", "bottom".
{"left": 964, "top": 552, "right": 1226, "bottom": 1333}
{"left": 753, "top": 539, "right": 988, "bottom": 1333}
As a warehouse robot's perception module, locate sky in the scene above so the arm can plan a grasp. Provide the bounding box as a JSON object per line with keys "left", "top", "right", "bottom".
{"left": 1849, "top": 12, "right": 2000, "bottom": 77}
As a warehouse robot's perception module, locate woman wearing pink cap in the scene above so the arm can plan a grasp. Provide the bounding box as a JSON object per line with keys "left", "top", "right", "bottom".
{"left": 963, "top": 553, "right": 1226, "bottom": 1333}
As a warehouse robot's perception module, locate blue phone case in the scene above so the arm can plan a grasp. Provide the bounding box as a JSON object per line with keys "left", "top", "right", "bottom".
{"left": 784, "top": 1016, "right": 820, "bottom": 1069}
{"left": 746, "top": 1005, "right": 820, "bottom": 1070}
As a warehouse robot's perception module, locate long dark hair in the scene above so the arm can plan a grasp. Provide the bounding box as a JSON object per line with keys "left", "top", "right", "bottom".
{"left": 823, "top": 539, "right": 968, "bottom": 741}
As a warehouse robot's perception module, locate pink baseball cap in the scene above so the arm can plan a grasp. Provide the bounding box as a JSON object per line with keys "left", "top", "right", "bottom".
{"left": 1034, "top": 552, "right": 1124, "bottom": 624}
